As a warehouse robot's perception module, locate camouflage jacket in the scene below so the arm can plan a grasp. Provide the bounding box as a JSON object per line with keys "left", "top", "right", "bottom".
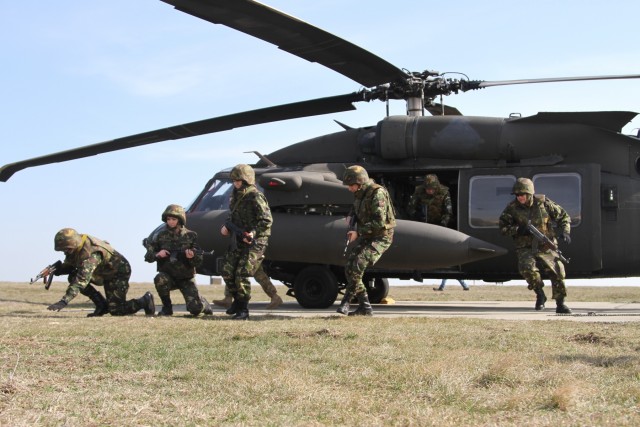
{"left": 408, "top": 184, "right": 452, "bottom": 226}
{"left": 59, "top": 235, "right": 129, "bottom": 303}
{"left": 228, "top": 185, "right": 272, "bottom": 247}
{"left": 353, "top": 181, "right": 396, "bottom": 238}
{"left": 499, "top": 194, "right": 571, "bottom": 250}
{"left": 144, "top": 225, "right": 202, "bottom": 279}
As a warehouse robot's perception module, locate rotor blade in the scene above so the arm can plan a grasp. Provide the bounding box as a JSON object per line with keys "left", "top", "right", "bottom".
{"left": 160, "top": 0, "right": 407, "bottom": 88}
{"left": 465, "top": 74, "right": 640, "bottom": 90}
{"left": 0, "top": 93, "right": 363, "bottom": 182}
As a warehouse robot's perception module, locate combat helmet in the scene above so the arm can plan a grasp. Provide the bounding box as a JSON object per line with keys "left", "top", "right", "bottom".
{"left": 424, "top": 174, "right": 440, "bottom": 190}
{"left": 342, "top": 165, "right": 369, "bottom": 185}
{"left": 162, "top": 204, "right": 186, "bottom": 226}
{"left": 230, "top": 164, "right": 255, "bottom": 185}
{"left": 54, "top": 228, "right": 83, "bottom": 252}
{"left": 512, "top": 177, "right": 535, "bottom": 195}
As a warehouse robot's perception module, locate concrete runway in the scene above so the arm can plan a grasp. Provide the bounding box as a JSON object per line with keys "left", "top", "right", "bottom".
{"left": 169, "top": 301, "right": 640, "bottom": 322}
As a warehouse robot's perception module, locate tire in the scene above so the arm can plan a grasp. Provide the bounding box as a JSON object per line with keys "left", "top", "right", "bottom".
{"left": 366, "top": 277, "right": 389, "bottom": 304}
{"left": 293, "top": 266, "right": 339, "bottom": 308}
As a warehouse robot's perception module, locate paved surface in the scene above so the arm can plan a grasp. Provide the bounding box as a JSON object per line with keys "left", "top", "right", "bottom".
{"left": 168, "top": 301, "right": 640, "bottom": 322}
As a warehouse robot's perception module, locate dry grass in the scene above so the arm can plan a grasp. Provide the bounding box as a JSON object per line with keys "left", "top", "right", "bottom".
{"left": 1, "top": 282, "right": 640, "bottom": 426}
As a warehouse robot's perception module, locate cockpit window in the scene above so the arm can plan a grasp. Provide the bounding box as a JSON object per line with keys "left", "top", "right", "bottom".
{"left": 191, "top": 179, "right": 233, "bottom": 212}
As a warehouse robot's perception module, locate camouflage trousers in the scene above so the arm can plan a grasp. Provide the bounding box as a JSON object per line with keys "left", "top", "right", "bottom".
{"left": 345, "top": 231, "right": 393, "bottom": 295}
{"left": 222, "top": 263, "right": 277, "bottom": 298}
{"left": 516, "top": 248, "right": 567, "bottom": 300}
{"left": 72, "top": 262, "right": 143, "bottom": 316}
{"left": 154, "top": 272, "right": 206, "bottom": 315}
{"left": 221, "top": 243, "right": 267, "bottom": 302}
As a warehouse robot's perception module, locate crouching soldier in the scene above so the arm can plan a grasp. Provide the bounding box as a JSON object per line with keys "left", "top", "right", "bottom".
{"left": 144, "top": 204, "right": 214, "bottom": 316}
{"left": 46, "top": 228, "right": 154, "bottom": 316}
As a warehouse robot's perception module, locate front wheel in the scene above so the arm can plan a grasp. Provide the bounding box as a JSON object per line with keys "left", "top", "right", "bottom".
{"left": 365, "top": 278, "right": 389, "bottom": 304}
{"left": 293, "top": 266, "right": 339, "bottom": 309}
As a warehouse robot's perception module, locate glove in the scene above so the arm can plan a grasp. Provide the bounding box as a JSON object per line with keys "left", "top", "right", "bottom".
{"left": 47, "top": 300, "right": 68, "bottom": 312}
{"left": 516, "top": 225, "right": 530, "bottom": 236}
{"left": 561, "top": 232, "right": 571, "bottom": 244}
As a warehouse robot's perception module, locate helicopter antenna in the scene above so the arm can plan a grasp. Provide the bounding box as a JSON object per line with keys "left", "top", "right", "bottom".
{"left": 244, "top": 151, "right": 277, "bottom": 167}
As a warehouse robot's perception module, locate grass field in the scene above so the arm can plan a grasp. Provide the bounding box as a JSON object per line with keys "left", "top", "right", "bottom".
{"left": 1, "top": 282, "right": 639, "bottom": 426}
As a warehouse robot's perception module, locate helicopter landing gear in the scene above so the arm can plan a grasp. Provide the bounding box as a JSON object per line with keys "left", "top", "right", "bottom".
{"left": 293, "top": 265, "right": 339, "bottom": 309}
{"left": 365, "top": 277, "right": 390, "bottom": 304}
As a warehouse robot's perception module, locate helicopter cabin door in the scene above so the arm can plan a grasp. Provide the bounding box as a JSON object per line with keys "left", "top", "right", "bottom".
{"left": 457, "top": 164, "right": 602, "bottom": 278}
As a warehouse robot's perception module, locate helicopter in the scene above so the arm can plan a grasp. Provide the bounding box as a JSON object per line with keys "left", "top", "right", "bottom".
{"left": 2, "top": 1, "right": 640, "bottom": 308}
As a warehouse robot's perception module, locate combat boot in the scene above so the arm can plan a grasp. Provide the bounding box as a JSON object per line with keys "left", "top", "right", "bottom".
{"left": 139, "top": 292, "right": 155, "bottom": 316}
{"left": 213, "top": 295, "right": 232, "bottom": 309}
{"left": 232, "top": 300, "right": 249, "bottom": 320}
{"left": 226, "top": 294, "right": 240, "bottom": 315}
{"left": 555, "top": 298, "right": 572, "bottom": 314}
{"left": 201, "top": 297, "right": 214, "bottom": 315}
{"left": 349, "top": 293, "right": 373, "bottom": 316}
{"left": 157, "top": 295, "right": 173, "bottom": 316}
{"left": 82, "top": 285, "right": 109, "bottom": 317}
{"left": 534, "top": 289, "right": 547, "bottom": 311}
{"left": 336, "top": 292, "right": 352, "bottom": 315}
{"left": 266, "top": 293, "right": 283, "bottom": 310}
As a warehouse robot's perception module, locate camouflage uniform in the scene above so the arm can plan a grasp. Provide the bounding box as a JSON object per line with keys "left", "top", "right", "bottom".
{"left": 339, "top": 166, "right": 396, "bottom": 316}
{"left": 221, "top": 164, "right": 272, "bottom": 319}
{"left": 214, "top": 263, "right": 283, "bottom": 309}
{"left": 145, "top": 205, "right": 212, "bottom": 316}
{"left": 499, "top": 178, "right": 572, "bottom": 313}
{"left": 48, "top": 228, "right": 154, "bottom": 316}
{"left": 408, "top": 174, "right": 453, "bottom": 226}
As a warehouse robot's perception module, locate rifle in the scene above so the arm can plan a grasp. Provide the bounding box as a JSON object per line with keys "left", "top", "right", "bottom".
{"left": 166, "top": 247, "right": 214, "bottom": 262}
{"left": 526, "top": 221, "right": 570, "bottom": 264}
{"left": 343, "top": 213, "right": 357, "bottom": 256}
{"left": 30, "top": 260, "right": 62, "bottom": 290}
{"left": 224, "top": 219, "right": 255, "bottom": 247}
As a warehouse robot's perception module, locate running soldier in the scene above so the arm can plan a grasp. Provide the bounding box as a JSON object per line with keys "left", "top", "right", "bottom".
{"left": 220, "top": 164, "right": 272, "bottom": 320}
{"left": 499, "top": 178, "right": 572, "bottom": 313}
{"left": 338, "top": 165, "right": 396, "bottom": 316}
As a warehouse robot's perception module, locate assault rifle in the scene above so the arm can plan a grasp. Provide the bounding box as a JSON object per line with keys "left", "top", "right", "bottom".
{"left": 526, "top": 221, "right": 570, "bottom": 264}
{"left": 166, "top": 247, "right": 214, "bottom": 262}
{"left": 30, "top": 260, "right": 62, "bottom": 290}
{"left": 224, "top": 220, "right": 255, "bottom": 247}
{"left": 343, "top": 213, "right": 358, "bottom": 256}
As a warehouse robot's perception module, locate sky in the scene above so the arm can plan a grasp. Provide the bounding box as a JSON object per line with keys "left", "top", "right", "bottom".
{"left": 1, "top": 0, "right": 639, "bottom": 286}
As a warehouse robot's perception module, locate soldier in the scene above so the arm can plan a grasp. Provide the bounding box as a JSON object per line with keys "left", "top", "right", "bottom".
{"left": 144, "top": 204, "right": 214, "bottom": 316}
{"left": 45, "top": 228, "right": 155, "bottom": 316}
{"left": 220, "top": 164, "right": 273, "bottom": 320}
{"left": 499, "top": 178, "right": 572, "bottom": 313}
{"left": 212, "top": 264, "right": 283, "bottom": 310}
{"left": 408, "top": 174, "right": 453, "bottom": 227}
{"left": 338, "top": 165, "right": 396, "bottom": 316}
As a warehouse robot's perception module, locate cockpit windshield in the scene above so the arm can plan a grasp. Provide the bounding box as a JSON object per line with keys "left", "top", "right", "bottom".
{"left": 191, "top": 179, "right": 233, "bottom": 212}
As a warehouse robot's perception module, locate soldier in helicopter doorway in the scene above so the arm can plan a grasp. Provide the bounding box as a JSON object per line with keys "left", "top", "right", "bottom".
{"left": 499, "top": 178, "right": 572, "bottom": 314}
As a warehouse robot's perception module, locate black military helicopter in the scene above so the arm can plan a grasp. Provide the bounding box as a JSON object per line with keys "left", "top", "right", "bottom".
{"left": 3, "top": 0, "right": 640, "bottom": 307}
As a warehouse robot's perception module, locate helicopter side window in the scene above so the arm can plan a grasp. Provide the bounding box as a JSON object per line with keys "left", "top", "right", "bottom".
{"left": 533, "top": 173, "right": 581, "bottom": 226}
{"left": 469, "top": 175, "right": 516, "bottom": 228}
{"left": 191, "top": 179, "right": 234, "bottom": 212}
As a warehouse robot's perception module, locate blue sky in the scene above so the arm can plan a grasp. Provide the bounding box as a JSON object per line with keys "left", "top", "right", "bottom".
{"left": 1, "top": 0, "right": 639, "bottom": 285}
